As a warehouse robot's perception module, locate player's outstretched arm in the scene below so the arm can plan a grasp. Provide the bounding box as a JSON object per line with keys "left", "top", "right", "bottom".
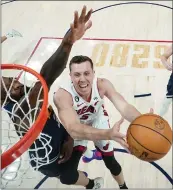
{"left": 13, "top": 6, "right": 93, "bottom": 125}
{"left": 18, "top": 6, "right": 92, "bottom": 113}
{"left": 40, "top": 6, "right": 93, "bottom": 89}
{"left": 161, "top": 45, "right": 173, "bottom": 71}
{"left": 101, "top": 78, "right": 141, "bottom": 122}
{"left": 53, "top": 88, "right": 128, "bottom": 146}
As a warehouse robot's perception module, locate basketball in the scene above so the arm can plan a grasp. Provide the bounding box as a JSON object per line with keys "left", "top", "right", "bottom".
{"left": 127, "top": 113, "right": 172, "bottom": 162}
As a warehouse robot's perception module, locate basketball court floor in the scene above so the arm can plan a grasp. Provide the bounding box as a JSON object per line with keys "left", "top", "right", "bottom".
{"left": 1, "top": 1, "right": 172, "bottom": 188}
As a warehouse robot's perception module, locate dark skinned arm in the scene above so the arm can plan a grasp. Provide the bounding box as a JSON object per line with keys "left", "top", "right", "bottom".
{"left": 39, "top": 32, "right": 73, "bottom": 89}
{"left": 14, "top": 6, "right": 93, "bottom": 124}
{"left": 39, "top": 6, "right": 93, "bottom": 89}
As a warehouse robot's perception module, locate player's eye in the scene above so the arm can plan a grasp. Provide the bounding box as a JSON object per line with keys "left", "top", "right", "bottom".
{"left": 85, "top": 72, "right": 90, "bottom": 76}
{"left": 74, "top": 73, "right": 80, "bottom": 77}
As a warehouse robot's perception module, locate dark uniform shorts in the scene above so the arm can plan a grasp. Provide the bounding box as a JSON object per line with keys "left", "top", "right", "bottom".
{"left": 29, "top": 107, "right": 70, "bottom": 177}
{"left": 166, "top": 73, "right": 173, "bottom": 97}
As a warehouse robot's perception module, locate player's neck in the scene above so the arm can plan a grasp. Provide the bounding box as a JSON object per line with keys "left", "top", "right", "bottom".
{"left": 78, "top": 90, "right": 92, "bottom": 102}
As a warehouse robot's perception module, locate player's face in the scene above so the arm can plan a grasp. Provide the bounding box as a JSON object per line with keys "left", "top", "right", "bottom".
{"left": 1, "top": 77, "right": 25, "bottom": 102}
{"left": 70, "top": 61, "right": 94, "bottom": 96}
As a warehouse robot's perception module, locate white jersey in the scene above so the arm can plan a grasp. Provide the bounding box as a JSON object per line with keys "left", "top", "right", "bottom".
{"left": 59, "top": 77, "right": 108, "bottom": 125}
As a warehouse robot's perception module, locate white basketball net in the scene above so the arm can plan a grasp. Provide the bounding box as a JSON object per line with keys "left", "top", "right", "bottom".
{"left": 1, "top": 68, "right": 53, "bottom": 188}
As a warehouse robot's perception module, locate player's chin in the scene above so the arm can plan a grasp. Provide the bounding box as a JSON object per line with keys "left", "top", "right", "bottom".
{"left": 78, "top": 85, "right": 90, "bottom": 93}
{"left": 10, "top": 94, "right": 22, "bottom": 101}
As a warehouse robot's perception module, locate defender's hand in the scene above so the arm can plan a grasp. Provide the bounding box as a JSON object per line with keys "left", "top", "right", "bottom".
{"left": 58, "top": 136, "right": 74, "bottom": 164}
{"left": 67, "top": 5, "right": 93, "bottom": 44}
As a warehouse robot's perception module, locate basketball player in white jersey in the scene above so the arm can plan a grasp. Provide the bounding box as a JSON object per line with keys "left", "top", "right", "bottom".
{"left": 159, "top": 45, "right": 173, "bottom": 116}
{"left": 54, "top": 55, "right": 144, "bottom": 189}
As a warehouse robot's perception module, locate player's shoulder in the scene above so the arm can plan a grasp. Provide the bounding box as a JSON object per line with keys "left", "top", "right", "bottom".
{"left": 54, "top": 88, "right": 71, "bottom": 100}
{"left": 53, "top": 88, "right": 73, "bottom": 107}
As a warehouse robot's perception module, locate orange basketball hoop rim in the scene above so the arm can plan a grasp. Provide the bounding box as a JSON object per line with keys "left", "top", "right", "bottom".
{"left": 1, "top": 64, "right": 49, "bottom": 169}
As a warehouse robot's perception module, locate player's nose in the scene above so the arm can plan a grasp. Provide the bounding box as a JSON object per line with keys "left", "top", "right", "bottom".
{"left": 79, "top": 74, "right": 86, "bottom": 82}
